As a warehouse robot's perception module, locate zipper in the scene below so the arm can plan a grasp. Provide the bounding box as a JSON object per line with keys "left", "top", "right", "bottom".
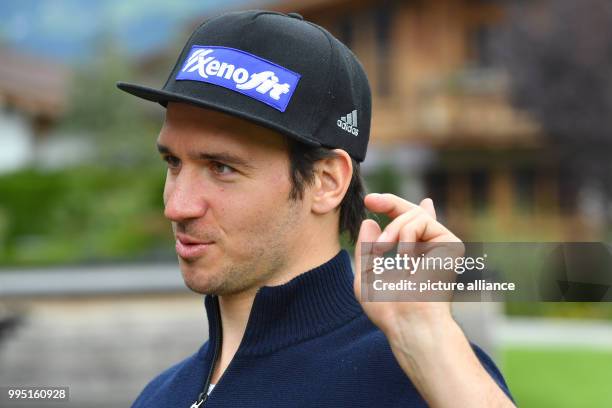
{"left": 190, "top": 297, "right": 222, "bottom": 408}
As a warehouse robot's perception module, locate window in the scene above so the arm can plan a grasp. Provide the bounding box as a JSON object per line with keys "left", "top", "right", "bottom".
{"left": 338, "top": 15, "right": 354, "bottom": 49}
{"left": 425, "top": 170, "right": 448, "bottom": 217}
{"left": 514, "top": 167, "right": 536, "bottom": 212}
{"left": 374, "top": 4, "right": 393, "bottom": 96}
{"left": 469, "top": 169, "right": 489, "bottom": 212}
{"left": 558, "top": 166, "right": 578, "bottom": 214}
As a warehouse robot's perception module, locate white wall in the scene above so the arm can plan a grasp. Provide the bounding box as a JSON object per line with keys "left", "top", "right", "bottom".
{"left": 0, "top": 109, "right": 33, "bottom": 173}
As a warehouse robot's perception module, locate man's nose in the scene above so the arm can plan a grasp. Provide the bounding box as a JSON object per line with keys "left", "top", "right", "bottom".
{"left": 163, "top": 173, "right": 208, "bottom": 222}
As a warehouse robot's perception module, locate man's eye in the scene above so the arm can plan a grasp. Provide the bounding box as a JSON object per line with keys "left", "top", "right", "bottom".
{"left": 163, "top": 155, "right": 180, "bottom": 168}
{"left": 211, "top": 162, "right": 235, "bottom": 175}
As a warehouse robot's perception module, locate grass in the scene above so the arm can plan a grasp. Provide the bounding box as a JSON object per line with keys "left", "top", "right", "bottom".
{"left": 501, "top": 346, "right": 612, "bottom": 408}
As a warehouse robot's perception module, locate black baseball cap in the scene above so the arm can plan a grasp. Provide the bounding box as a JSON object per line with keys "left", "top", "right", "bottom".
{"left": 116, "top": 10, "right": 371, "bottom": 162}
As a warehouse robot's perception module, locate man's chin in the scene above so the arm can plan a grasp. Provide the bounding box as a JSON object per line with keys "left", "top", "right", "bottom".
{"left": 181, "top": 272, "right": 222, "bottom": 295}
{"left": 179, "top": 261, "right": 219, "bottom": 294}
{"left": 183, "top": 280, "right": 242, "bottom": 296}
{"left": 184, "top": 281, "right": 216, "bottom": 295}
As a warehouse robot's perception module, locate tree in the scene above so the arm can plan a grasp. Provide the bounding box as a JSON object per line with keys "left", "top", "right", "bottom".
{"left": 493, "top": 0, "right": 612, "bottom": 216}
{"left": 61, "top": 34, "right": 162, "bottom": 167}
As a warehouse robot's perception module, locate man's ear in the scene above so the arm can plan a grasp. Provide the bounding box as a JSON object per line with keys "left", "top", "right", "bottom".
{"left": 311, "top": 149, "right": 352, "bottom": 215}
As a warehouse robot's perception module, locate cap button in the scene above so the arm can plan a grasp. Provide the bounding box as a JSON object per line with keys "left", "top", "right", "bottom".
{"left": 287, "top": 12, "right": 304, "bottom": 21}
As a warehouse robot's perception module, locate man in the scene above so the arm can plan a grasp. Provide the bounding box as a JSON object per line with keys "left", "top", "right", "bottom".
{"left": 117, "top": 10, "right": 515, "bottom": 408}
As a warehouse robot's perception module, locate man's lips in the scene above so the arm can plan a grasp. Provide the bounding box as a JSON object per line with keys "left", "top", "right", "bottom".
{"left": 175, "top": 233, "right": 214, "bottom": 259}
{"left": 176, "top": 233, "right": 213, "bottom": 245}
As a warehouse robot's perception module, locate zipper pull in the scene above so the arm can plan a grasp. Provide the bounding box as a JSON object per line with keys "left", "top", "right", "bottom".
{"left": 190, "top": 392, "right": 207, "bottom": 408}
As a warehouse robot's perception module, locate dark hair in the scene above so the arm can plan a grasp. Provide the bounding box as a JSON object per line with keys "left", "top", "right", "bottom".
{"left": 286, "top": 139, "right": 366, "bottom": 243}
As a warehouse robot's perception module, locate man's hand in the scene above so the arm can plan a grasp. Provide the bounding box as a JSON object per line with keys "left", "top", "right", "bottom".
{"left": 353, "top": 193, "right": 460, "bottom": 337}
{"left": 353, "top": 193, "right": 515, "bottom": 408}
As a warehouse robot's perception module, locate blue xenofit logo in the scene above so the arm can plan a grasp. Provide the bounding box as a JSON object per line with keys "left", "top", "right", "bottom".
{"left": 176, "top": 45, "right": 301, "bottom": 112}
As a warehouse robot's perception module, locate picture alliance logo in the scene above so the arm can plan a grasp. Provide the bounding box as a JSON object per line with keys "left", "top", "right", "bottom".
{"left": 337, "top": 110, "right": 359, "bottom": 136}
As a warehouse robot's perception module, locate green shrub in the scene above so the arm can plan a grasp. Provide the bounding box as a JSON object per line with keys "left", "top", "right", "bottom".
{"left": 0, "top": 165, "right": 171, "bottom": 266}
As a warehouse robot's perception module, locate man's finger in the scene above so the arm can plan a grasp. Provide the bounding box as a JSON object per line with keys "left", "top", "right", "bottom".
{"left": 376, "top": 209, "right": 421, "bottom": 243}
{"left": 419, "top": 198, "right": 436, "bottom": 220}
{"left": 397, "top": 215, "right": 460, "bottom": 244}
{"left": 354, "top": 219, "right": 382, "bottom": 299}
{"left": 364, "top": 193, "right": 420, "bottom": 220}
{"left": 355, "top": 219, "right": 382, "bottom": 270}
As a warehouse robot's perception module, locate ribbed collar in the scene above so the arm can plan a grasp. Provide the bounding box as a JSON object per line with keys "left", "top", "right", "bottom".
{"left": 203, "top": 250, "right": 363, "bottom": 357}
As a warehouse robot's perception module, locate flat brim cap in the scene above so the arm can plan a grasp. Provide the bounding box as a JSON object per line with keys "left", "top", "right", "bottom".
{"left": 117, "top": 10, "right": 371, "bottom": 161}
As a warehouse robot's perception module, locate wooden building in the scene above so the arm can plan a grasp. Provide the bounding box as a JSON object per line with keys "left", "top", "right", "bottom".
{"left": 132, "top": 0, "right": 600, "bottom": 240}
{"left": 260, "top": 0, "right": 598, "bottom": 240}
{"left": 0, "top": 48, "right": 71, "bottom": 172}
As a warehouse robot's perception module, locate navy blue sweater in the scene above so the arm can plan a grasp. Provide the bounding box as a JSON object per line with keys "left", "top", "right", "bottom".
{"left": 132, "top": 250, "right": 513, "bottom": 407}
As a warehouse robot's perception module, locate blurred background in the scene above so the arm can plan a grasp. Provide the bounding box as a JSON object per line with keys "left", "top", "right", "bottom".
{"left": 1, "top": 0, "right": 612, "bottom": 406}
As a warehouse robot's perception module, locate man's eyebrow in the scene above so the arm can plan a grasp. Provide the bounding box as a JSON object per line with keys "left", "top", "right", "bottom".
{"left": 195, "top": 152, "right": 254, "bottom": 169}
{"left": 156, "top": 143, "right": 254, "bottom": 169}
{"left": 156, "top": 143, "right": 171, "bottom": 155}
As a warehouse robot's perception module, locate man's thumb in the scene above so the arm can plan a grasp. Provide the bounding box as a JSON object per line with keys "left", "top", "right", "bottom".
{"left": 354, "top": 219, "right": 382, "bottom": 298}
{"left": 356, "top": 219, "right": 382, "bottom": 249}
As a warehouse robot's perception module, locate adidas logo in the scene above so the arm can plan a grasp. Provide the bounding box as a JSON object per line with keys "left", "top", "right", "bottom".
{"left": 337, "top": 110, "right": 359, "bottom": 136}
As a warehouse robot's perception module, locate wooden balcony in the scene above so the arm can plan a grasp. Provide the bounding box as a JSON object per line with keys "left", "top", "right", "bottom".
{"left": 371, "top": 69, "right": 542, "bottom": 148}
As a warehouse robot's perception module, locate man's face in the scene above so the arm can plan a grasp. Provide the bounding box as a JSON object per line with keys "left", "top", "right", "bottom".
{"left": 157, "top": 102, "right": 306, "bottom": 295}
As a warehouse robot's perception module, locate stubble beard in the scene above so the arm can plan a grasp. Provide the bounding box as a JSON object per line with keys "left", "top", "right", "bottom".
{"left": 181, "top": 199, "right": 301, "bottom": 296}
{"left": 183, "top": 242, "right": 288, "bottom": 296}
